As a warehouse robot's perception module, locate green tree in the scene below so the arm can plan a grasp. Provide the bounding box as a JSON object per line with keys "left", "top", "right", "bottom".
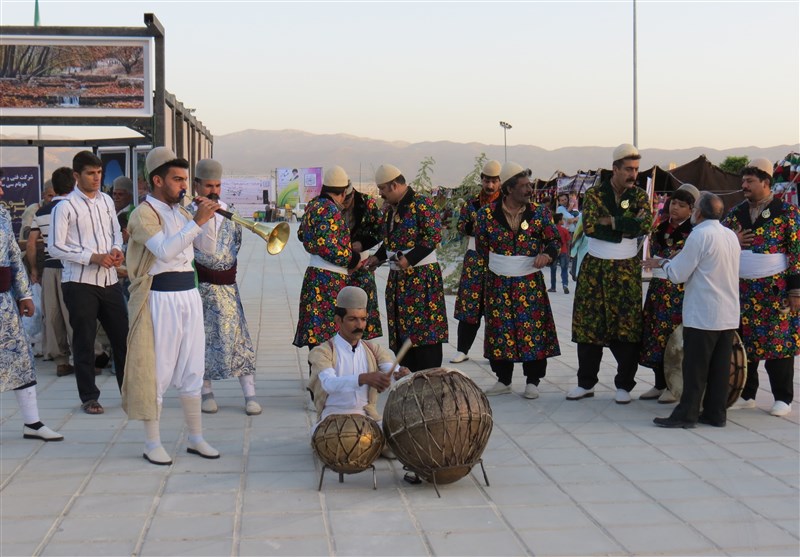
{"left": 719, "top": 155, "right": 749, "bottom": 175}
{"left": 410, "top": 156, "right": 436, "bottom": 194}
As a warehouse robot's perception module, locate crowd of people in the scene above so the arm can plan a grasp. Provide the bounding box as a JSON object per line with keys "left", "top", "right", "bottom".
{"left": 1, "top": 142, "right": 797, "bottom": 464}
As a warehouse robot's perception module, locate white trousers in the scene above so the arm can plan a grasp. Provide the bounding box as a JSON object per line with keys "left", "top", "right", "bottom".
{"left": 149, "top": 289, "right": 205, "bottom": 404}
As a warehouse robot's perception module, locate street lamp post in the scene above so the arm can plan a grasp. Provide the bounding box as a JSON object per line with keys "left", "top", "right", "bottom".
{"left": 499, "top": 121, "right": 512, "bottom": 162}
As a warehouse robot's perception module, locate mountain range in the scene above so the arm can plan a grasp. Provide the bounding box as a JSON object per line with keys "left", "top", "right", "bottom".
{"left": 2, "top": 128, "right": 796, "bottom": 187}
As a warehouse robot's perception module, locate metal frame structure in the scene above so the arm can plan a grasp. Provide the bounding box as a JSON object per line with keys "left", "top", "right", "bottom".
{"left": 0, "top": 13, "right": 213, "bottom": 179}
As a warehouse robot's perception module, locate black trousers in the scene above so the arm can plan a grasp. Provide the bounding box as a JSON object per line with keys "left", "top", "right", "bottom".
{"left": 491, "top": 359, "right": 547, "bottom": 386}
{"left": 456, "top": 320, "right": 481, "bottom": 354}
{"left": 741, "top": 357, "right": 795, "bottom": 404}
{"left": 62, "top": 282, "right": 128, "bottom": 403}
{"left": 403, "top": 343, "right": 443, "bottom": 373}
{"left": 576, "top": 341, "right": 639, "bottom": 391}
{"left": 670, "top": 327, "right": 734, "bottom": 424}
{"left": 652, "top": 364, "right": 667, "bottom": 391}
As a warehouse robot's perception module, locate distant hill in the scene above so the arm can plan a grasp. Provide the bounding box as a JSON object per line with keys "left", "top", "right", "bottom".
{"left": 2, "top": 128, "right": 796, "bottom": 187}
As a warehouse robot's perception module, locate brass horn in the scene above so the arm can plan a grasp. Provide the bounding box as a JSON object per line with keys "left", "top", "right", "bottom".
{"left": 182, "top": 193, "right": 290, "bottom": 255}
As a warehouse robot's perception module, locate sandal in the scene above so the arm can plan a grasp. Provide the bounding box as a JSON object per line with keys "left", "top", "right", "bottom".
{"left": 81, "top": 400, "right": 104, "bottom": 415}
{"left": 403, "top": 472, "right": 422, "bottom": 485}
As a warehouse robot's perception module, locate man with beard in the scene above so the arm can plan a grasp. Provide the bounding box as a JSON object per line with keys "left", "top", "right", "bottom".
{"left": 450, "top": 160, "right": 501, "bottom": 364}
{"left": 341, "top": 182, "right": 384, "bottom": 340}
{"left": 122, "top": 147, "right": 221, "bottom": 465}
{"left": 475, "top": 162, "right": 561, "bottom": 398}
{"left": 293, "top": 166, "right": 359, "bottom": 349}
{"left": 364, "top": 164, "right": 448, "bottom": 372}
{"left": 189, "top": 159, "right": 260, "bottom": 417}
{"left": 723, "top": 158, "right": 799, "bottom": 417}
{"left": 568, "top": 144, "right": 653, "bottom": 404}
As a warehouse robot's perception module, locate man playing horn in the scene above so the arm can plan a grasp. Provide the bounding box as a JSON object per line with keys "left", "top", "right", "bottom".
{"left": 189, "top": 159, "right": 260, "bottom": 417}
{"left": 475, "top": 162, "right": 561, "bottom": 398}
{"left": 122, "top": 147, "right": 222, "bottom": 465}
{"left": 723, "top": 158, "right": 800, "bottom": 417}
{"left": 450, "top": 160, "right": 502, "bottom": 364}
{"left": 364, "top": 164, "right": 448, "bottom": 371}
{"left": 568, "top": 144, "right": 653, "bottom": 404}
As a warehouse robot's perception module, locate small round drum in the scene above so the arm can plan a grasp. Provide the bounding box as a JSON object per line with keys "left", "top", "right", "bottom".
{"left": 311, "top": 414, "right": 384, "bottom": 474}
{"left": 382, "top": 367, "right": 493, "bottom": 487}
{"left": 664, "top": 325, "right": 748, "bottom": 408}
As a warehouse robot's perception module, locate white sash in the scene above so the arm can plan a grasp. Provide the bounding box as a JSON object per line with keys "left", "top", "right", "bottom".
{"left": 488, "top": 252, "right": 542, "bottom": 277}
{"left": 466, "top": 236, "right": 476, "bottom": 251}
{"left": 308, "top": 253, "right": 348, "bottom": 275}
{"left": 389, "top": 248, "right": 438, "bottom": 271}
{"left": 650, "top": 267, "right": 667, "bottom": 280}
{"left": 359, "top": 250, "right": 370, "bottom": 262}
{"left": 739, "top": 251, "right": 788, "bottom": 280}
{"left": 588, "top": 237, "right": 638, "bottom": 260}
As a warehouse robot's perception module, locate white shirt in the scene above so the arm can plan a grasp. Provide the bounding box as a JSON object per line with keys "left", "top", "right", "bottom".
{"left": 318, "top": 334, "right": 394, "bottom": 422}
{"left": 48, "top": 188, "right": 123, "bottom": 287}
{"left": 662, "top": 219, "right": 740, "bottom": 331}
{"left": 144, "top": 195, "right": 217, "bottom": 275}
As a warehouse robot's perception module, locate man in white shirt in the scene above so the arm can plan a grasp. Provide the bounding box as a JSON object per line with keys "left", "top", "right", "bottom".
{"left": 48, "top": 151, "right": 128, "bottom": 415}
{"left": 307, "top": 286, "right": 409, "bottom": 431}
{"left": 644, "top": 192, "right": 740, "bottom": 428}
{"left": 121, "top": 147, "right": 221, "bottom": 466}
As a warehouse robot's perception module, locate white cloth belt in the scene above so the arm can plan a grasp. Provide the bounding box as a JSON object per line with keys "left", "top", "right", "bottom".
{"left": 466, "top": 236, "right": 476, "bottom": 251}
{"left": 359, "top": 250, "right": 370, "bottom": 262}
{"left": 308, "top": 253, "right": 348, "bottom": 275}
{"left": 389, "top": 248, "right": 438, "bottom": 271}
{"left": 588, "top": 237, "right": 638, "bottom": 260}
{"left": 650, "top": 266, "right": 667, "bottom": 280}
{"left": 739, "top": 251, "right": 788, "bottom": 279}
{"left": 488, "top": 252, "right": 542, "bottom": 277}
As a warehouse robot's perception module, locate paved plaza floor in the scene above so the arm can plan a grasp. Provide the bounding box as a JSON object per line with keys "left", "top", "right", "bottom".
{"left": 1, "top": 224, "right": 798, "bottom": 556}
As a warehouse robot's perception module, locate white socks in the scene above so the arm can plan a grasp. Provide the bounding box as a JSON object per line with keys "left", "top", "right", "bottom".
{"left": 143, "top": 404, "right": 162, "bottom": 452}
{"left": 14, "top": 386, "right": 40, "bottom": 425}
{"left": 239, "top": 375, "right": 256, "bottom": 398}
{"left": 181, "top": 395, "right": 205, "bottom": 445}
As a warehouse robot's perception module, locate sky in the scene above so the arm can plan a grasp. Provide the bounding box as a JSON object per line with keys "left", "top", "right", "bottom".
{"left": 1, "top": 0, "right": 799, "bottom": 151}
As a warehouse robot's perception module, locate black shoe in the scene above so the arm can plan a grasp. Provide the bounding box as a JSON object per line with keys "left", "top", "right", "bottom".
{"left": 698, "top": 415, "right": 726, "bottom": 427}
{"left": 653, "top": 416, "right": 696, "bottom": 429}
{"left": 563, "top": 286, "right": 569, "bottom": 294}
{"left": 547, "top": 288, "right": 556, "bottom": 293}
{"left": 94, "top": 352, "right": 111, "bottom": 369}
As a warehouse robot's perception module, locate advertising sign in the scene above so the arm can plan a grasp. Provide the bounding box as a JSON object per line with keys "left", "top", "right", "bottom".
{"left": 0, "top": 166, "right": 41, "bottom": 237}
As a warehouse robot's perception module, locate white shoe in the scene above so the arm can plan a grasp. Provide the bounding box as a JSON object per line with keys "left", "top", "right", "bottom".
{"left": 729, "top": 397, "right": 756, "bottom": 410}
{"left": 23, "top": 425, "right": 64, "bottom": 442}
{"left": 187, "top": 439, "right": 220, "bottom": 459}
{"left": 245, "top": 400, "right": 262, "bottom": 416}
{"left": 566, "top": 386, "right": 594, "bottom": 400}
{"left": 143, "top": 445, "right": 172, "bottom": 465}
{"left": 450, "top": 351, "right": 469, "bottom": 364}
{"left": 658, "top": 390, "right": 677, "bottom": 404}
{"left": 201, "top": 396, "right": 218, "bottom": 414}
{"left": 639, "top": 387, "right": 664, "bottom": 400}
{"left": 484, "top": 382, "right": 512, "bottom": 396}
{"left": 523, "top": 384, "right": 540, "bottom": 399}
{"left": 770, "top": 401, "right": 791, "bottom": 417}
{"left": 615, "top": 389, "right": 632, "bottom": 404}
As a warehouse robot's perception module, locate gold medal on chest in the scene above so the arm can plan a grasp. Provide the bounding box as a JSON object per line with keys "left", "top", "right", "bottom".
{"left": 761, "top": 209, "right": 770, "bottom": 219}
{"left": 394, "top": 214, "right": 401, "bottom": 224}
{"left": 520, "top": 220, "right": 529, "bottom": 231}
{"left": 620, "top": 199, "right": 630, "bottom": 209}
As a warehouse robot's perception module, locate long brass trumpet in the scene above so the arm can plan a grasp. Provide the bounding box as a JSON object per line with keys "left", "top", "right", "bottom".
{"left": 181, "top": 192, "right": 290, "bottom": 255}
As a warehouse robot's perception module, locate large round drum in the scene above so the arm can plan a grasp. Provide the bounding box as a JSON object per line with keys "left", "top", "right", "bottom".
{"left": 382, "top": 367, "right": 493, "bottom": 485}
{"left": 664, "top": 325, "right": 748, "bottom": 408}
{"left": 311, "top": 414, "right": 384, "bottom": 474}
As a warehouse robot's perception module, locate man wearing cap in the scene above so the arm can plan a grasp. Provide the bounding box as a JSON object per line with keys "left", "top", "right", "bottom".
{"left": 364, "top": 164, "right": 448, "bottom": 371}
{"left": 112, "top": 176, "right": 135, "bottom": 219}
{"left": 293, "top": 166, "right": 359, "bottom": 350}
{"left": 450, "top": 160, "right": 502, "bottom": 364}
{"left": 189, "top": 159, "right": 260, "bottom": 417}
{"left": 48, "top": 151, "right": 129, "bottom": 415}
{"left": 122, "top": 147, "right": 222, "bottom": 465}
{"left": 639, "top": 184, "right": 699, "bottom": 403}
{"left": 568, "top": 144, "right": 653, "bottom": 404}
{"left": 475, "top": 162, "right": 561, "bottom": 398}
{"left": 308, "top": 286, "right": 409, "bottom": 430}
{"left": 27, "top": 167, "right": 75, "bottom": 377}
{"left": 723, "top": 158, "right": 800, "bottom": 417}
{"left": 341, "top": 183, "right": 384, "bottom": 340}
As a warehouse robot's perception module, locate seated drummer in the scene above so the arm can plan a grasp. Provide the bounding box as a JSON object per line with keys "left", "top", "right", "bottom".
{"left": 308, "top": 286, "right": 409, "bottom": 432}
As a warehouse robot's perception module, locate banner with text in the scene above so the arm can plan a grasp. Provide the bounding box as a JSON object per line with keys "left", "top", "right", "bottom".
{"left": 276, "top": 167, "right": 322, "bottom": 208}
{"left": 220, "top": 176, "right": 275, "bottom": 219}
{"left": 1, "top": 166, "right": 41, "bottom": 237}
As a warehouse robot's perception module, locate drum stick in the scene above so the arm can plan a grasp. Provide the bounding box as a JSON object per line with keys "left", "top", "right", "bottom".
{"left": 385, "top": 338, "right": 413, "bottom": 376}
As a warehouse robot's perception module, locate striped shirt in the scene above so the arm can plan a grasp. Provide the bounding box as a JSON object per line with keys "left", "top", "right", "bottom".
{"left": 47, "top": 188, "right": 123, "bottom": 287}
{"left": 31, "top": 196, "right": 67, "bottom": 269}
